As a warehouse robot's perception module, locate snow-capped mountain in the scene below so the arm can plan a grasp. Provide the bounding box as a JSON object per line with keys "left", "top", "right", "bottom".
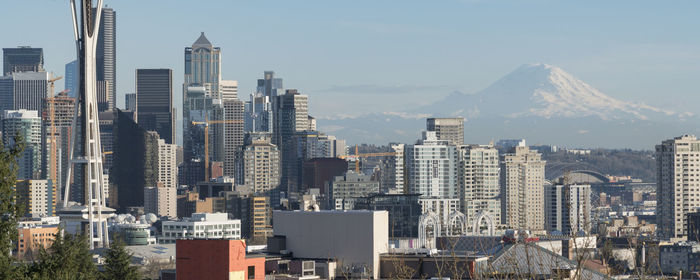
{"left": 420, "top": 63, "right": 686, "bottom": 121}
{"left": 318, "top": 63, "right": 698, "bottom": 148}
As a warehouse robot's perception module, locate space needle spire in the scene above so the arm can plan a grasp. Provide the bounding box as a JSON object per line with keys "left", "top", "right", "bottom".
{"left": 60, "top": 0, "right": 113, "bottom": 249}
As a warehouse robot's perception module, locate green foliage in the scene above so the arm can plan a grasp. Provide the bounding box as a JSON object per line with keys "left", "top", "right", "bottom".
{"left": 0, "top": 134, "right": 25, "bottom": 278}
{"left": 101, "top": 239, "right": 140, "bottom": 280}
{"left": 27, "top": 232, "right": 98, "bottom": 280}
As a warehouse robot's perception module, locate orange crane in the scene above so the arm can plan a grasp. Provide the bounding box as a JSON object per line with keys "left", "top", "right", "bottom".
{"left": 46, "top": 76, "right": 63, "bottom": 188}
{"left": 339, "top": 145, "right": 396, "bottom": 173}
{"left": 191, "top": 118, "right": 244, "bottom": 180}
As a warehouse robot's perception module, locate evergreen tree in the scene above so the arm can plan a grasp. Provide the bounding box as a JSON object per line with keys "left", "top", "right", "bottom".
{"left": 0, "top": 134, "right": 26, "bottom": 279}
{"left": 101, "top": 239, "right": 140, "bottom": 280}
{"left": 29, "top": 232, "right": 98, "bottom": 280}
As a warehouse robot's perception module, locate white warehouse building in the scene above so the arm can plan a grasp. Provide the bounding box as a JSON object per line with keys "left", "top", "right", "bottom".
{"left": 159, "top": 213, "right": 241, "bottom": 244}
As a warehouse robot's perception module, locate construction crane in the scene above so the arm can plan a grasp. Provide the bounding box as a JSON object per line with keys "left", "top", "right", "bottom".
{"left": 339, "top": 145, "right": 396, "bottom": 173}
{"left": 191, "top": 118, "right": 244, "bottom": 180}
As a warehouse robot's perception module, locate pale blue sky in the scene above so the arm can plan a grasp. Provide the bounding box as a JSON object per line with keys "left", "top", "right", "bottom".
{"left": 2, "top": 0, "right": 700, "bottom": 121}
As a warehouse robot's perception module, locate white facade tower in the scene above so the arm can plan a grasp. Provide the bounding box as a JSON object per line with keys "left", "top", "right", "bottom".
{"left": 60, "top": 0, "right": 112, "bottom": 249}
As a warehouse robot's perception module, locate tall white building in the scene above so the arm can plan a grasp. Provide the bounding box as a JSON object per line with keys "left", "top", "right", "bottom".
{"left": 459, "top": 144, "right": 501, "bottom": 228}
{"left": 157, "top": 139, "right": 178, "bottom": 189}
{"left": 545, "top": 184, "right": 592, "bottom": 235}
{"left": 426, "top": 118, "right": 464, "bottom": 146}
{"left": 144, "top": 186, "right": 177, "bottom": 218}
{"left": 500, "top": 145, "right": 546, "bottom": 230}
{"left": 656, "top": 135, "right": 700, "bottom": 238}
{"left": 220, "top": 80, "right": 238, "bottom": 100}
{"left": 405, "top": 131, "right": 458, "bottom": 199}
{"left": 160, "top": 213, "right": 241, "bottom": 244}
{"left": 242, "top": 133, "right": 281, "bottom": 193}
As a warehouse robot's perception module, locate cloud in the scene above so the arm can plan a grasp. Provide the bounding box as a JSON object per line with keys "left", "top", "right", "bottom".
{"left": 319, "top": 125, "right": 344, "bottom": 133}
{"left": 578, "top": 130, "right": 590, "bottom": 134}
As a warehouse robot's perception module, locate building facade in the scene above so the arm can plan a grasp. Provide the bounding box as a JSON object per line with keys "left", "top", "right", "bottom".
{"left": 656, "top": 135, "right": 700, "bottom": 238}
{"left": 405, "top": 131, "right": 458, "bottom": 199}
{"left": 459, "top": 144, "right": 501, "bottom": 229}
{"left": 160, "top": 213, "right": 241, "bottom": 244}
{"left": 3, "top": 47, "right": 43, "bottom": 75}
{"left": 242, "top": 133, "right": 280, "bottom": 193}
{"left": 14, "top": 180, "right": 57, "bottom": 218}
{"left": 544, "top": 184, "right": 592, "bottom": 235}
{"left": 426, "top": 118, "right": 464, "bottom": 146}
{"left": 3, "top": 110, "right": 42, "bottom": 179}
{"left": 96, "top": 7, "right": 116, "bottom": 110}
{"left": 136, "top": 69, "right": 174, "bottom": 144}
{"left": 500, "top": 145, "right": 546, "bottom": 230}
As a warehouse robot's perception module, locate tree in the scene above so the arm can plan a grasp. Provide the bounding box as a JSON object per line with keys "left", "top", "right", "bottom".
{"left": 101, "top": 239, "right": 140, "bottom": 280}
{"left": 0, "top": 134, "right": 26, "bottom": 279}
{"left": 28, "top": 232, "right": 98, "bottom": 280}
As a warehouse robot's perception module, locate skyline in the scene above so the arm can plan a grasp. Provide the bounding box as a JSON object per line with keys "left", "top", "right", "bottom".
{"left": 2, "top": 0, "right": 700, "bottom": 147}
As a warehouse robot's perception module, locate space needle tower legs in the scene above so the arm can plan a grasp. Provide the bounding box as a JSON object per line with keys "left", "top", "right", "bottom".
{"left": 62, "top": 0, "right": 111, "bottom": 249}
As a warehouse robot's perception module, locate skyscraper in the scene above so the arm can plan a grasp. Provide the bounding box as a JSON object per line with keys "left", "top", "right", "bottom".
{"left": 3, "top": 47, "right": 44, "bottom": 75}
{"left": 64, "top": 60, "right": 78, "bottom": 97}
{"left": 1, "top": 72, "right": 50, "bottom": 115}
{"left": 244, "top": 93, "right": 273, "bottom": 133}
{"left": 184, "top": 32, "right": 221, "bottom": 98}
{"left": 14, "top": 180, "right": 57, "bottom": 218}
{"left": 459, "top": 144, "right": 501, "bottom": 228}
{"left": 656, "top": 135, "right": 700, "bottom": 238}
{"left": 545, "top": 184, "right": 592, "bottom": 235}
{"left": 124, "top": 93, "right": 137, "bottom": 111}
{"left": 136, "top": 69, "right": 174, "bottom": 144}
{"left": 405, "top": 131, "right": 459, "bottom": 199}
{"left": 500, "top": 145, "right": 546, "bottom": 230}
{"left": 379, "top": 143, "right": 405, "bottom": 194}
{"left": 222, "top": 99, "right": 244, "bottom": 178}
{"left": 95, "top": 7, "right": 116, "bottom": 110}
{"left": 257, "top": 71, "right": 283, "bottom": 97}
{"left": 426, "top": 118, "right": 464, "bottom": 146}
{"left": 277, "top": 89, "right": 309, "bottom": 195}
{"left": 3, "top": 110, "right": 42, "bottom": 180}
{"left": 220, "top": 80, "right": 238, "bottom": 100}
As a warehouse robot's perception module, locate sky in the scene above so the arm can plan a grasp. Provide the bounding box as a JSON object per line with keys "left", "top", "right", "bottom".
{"left": 2, "top": 0, "right": 700, "bottom": 145}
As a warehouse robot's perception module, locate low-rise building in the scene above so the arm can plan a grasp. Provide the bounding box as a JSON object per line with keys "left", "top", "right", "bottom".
{"left": 176, "top": 239, "right": 265, "bottom": 280}
{"left": 16, "top": 220, "right": 59, "bottom": 258}
{"left": 160, "top": 213, "right": 240, "bottom": 244}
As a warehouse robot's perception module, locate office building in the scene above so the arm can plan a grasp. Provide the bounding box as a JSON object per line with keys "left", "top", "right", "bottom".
{"left": 329, "top": 171, "right": 380, "bottom": 209}
{"left": 136, "top": 69, "right": 174, "bottom": 144}
{"left": 0, "top": 72, "right": 50, "bottom": 119}
{"left": 301, "top": 157, "right": 348, "bottom": 195}
{"left": 3, "top": 110, "right": 42, "bottom": 179}
{"left": 244, "top": 93, "right": 273, "bottom": 133}
{"left": 144, "top": 186, "right": 177, "bottom": 218}
{"left": 14, "top": 180, "right": 57, "bottom": 218}
{"left": 184, "top": 32, "right": 221, "bottom": 98}
{"left": 459, "top": 144, "right": 501, "bottom": 229}
{"left": 223, "top": 191, "right": 272, "bottom": 242}
{"left": 183, "top": 85, "right": 224, "bottom": 165}
{"left": 354, "top": 193, "right": 422, "bottom": 238}
{"left": 656, "top": 135, "right": 700, "bottom": 238}
{"left": 96, "top": 7, "right": 116, "bottom": 110}
{"left": 272, "top": 210, "right": 388, "bottom": 279}
{"left": 379, "top": 143, "right": 405, "bottom": 194}
{"left": 220, "top": 80, "right": 238, "bottom": 100}
{"left": 41, "top": 92, "right": 76, "bottom": 199}
{"left": 500, "top": 145, "right": 546, "bottom": 230}
{"left": 96, "top": 80, "right": 111, "bottom": 111}
{"left": 176, "top": 239, "right": 265, "bottom": 280}
{"left": 405, "top": 131, "right": 458, "bottom": 199}
{"left": 257, "top": 71, "right": 284, "bottom": 97}
{"left": 3, "top": 47, "right": 43, "bottom": 75}
{"left": 160, "top": 213, "right": 241, "bottom": 244}
{"left": 64, "top": 60, "right": 78, "bottom": 96}
{"left": 277, "top": 89, "right": 309, "bottom": 195}
{"left": 222, "top": 98, "right": 244, "bottom": 178}
{"left": 16, "top": 222, "right": 59, "bottom": 258}
{"left": 688, "top": 212, "right": 700, "bottom": 242}
{"left": 545, "top": 184, "right": 592, "bottom": 235}
{"left": 124, "top": 93, "right": 137, "bottom": 112}
{"left": 242, "top": 133, "right": 280, "bottom": 193}
{"left": 496, "top": 139, "right": 527, "bottom": 151}
{"left": 110, "top": 111, "right": 159, "bottom": 211}
{"left": 426, "top": 117, "right": 464, "bottom": 146}
{"left": 157, "top": 138, "right": 178, "bottom": 188}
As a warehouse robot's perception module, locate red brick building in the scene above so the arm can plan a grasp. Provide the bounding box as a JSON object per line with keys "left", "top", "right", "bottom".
{"left": 177, "top": 239, "right": 265, "bottom": 280}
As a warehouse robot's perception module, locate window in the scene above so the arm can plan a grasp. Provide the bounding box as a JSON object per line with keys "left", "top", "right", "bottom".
{"left": 248, "top": 266, "right": 255, "bottom": 279}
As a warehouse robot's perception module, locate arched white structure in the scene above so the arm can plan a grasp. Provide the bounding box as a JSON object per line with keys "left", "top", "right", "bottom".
{"left": 418, "top": 211, "right": 441, "bottom": 248}
{"left": 471, "top": 211, "right": 495, "bottom": 236}
{"left": 447, "top": 211, "right": 467, "bottom": 236}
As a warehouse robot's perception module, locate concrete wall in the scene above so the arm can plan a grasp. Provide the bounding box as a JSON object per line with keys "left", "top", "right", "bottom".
{"left": 273, "top": 210, "right": 388, "bottom": 279}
